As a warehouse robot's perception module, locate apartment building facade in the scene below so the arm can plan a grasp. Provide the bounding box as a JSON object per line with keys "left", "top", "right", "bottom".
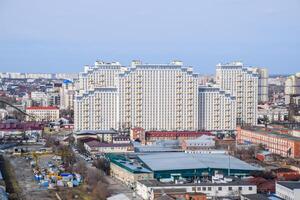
{"left": 285, "top": 72, "right": 300, "bottom": 105}
{"left": 198, "top": 85, "right": 236, "bottom": 132}
{"left": 118, "top": 60, "right": 198, "bottom": 131}
{"left": 74, "top": 88, "right": 119, "bottom": 130}
{"left": 216, "top": 62, "right": 258, "bottom": 126}
{"left": 250, "top": 67, "right": 269, "bottom": 103}
{"left": 74, "top": 60, "right": 199, "bottom": 131}
{"left": 59, "top": 81, "right": 76, "bottom": 110}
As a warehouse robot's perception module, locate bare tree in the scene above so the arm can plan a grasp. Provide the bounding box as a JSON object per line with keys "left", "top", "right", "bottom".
{"left": 56, "top": 145, "right": 76, "bottom": 169}
{"left": 73, "top": 160, "right": 87, "bottom": 178}
{"left": 86, "top": 168, "right": 104, "bottom": 188}
{"left": 92, "top": 158, "right": 110, "bottom": 175}
{"left": 91, "top": 181, "right": 110, "bottom": 200}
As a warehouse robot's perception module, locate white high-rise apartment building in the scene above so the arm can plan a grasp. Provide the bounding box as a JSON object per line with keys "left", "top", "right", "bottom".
{"left": 60, "top": 81, "right": 76, "bottom": 110}
{"left": 78, "top": 61, "right": 126, "bottom": 91}
{"left": 75, "top": 61, "right": 124, "bottom": 131}
{"left": 198, "top": 85, "right": 236, "bottom": 132}
{"left": 250, "top": 67, "right": 269, "bottom": 103}
{"left": 118, "top": 60, "right": 199, "bottom": 131}
{"left": 285, "top": 73, "right": 300, "bottom": 105}
{"left": 74, "top": 88, "right": 119, "bottom": 130}
{"left": 74, "top": 60, "right": 199, "bottom": 131}
{"left": 216, "top": 62, "right": 258, "bottom": 126}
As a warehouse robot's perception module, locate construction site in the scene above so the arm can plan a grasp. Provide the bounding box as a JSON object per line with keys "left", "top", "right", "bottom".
{"left": 0, "top": 144, "right": 87, "bottom": 200}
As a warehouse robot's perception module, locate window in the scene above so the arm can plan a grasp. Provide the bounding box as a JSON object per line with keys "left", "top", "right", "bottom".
{"left": 239, "top": 187, "right": 242, "bottom": 191}
{"left": 208, "top": 187, "right": 211, "bottom": 191}
{"left": 218, "top": 187, "right": 222, "bottom": 191}
{"left": 202, "top": 187, "right": 206, "bottom": 191}
{"left": 228, "top": 187, "right": 232, "bottom": 191}
{"left": 249, "top": 187, "right": 252, "bottom": 191}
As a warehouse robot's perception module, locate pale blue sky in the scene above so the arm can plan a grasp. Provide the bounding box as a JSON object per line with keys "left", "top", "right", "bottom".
{"left": 0, "top": 0, "right": 299, "bottom": 74}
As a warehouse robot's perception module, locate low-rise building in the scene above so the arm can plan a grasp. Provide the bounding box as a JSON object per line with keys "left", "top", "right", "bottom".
{"left": 0, "top": 121, "right": 45, "bottom": 138}
{"left": 256, "top": 151, "right": 273, "bottom": 162}
{"left": 26, "top": 106, "right": 59, "bottom": 121}
{"left": 130, "top": 127, "right": 145, "bottom": 141}
{"left": 0, "top": 109, "right": 8, "bottom": 120}
{"left": 153, "top": 188, "right": 207, "bottom": 200}
{"left": 241, "top": 194, "right": 275, "bottom": 200}
{"left": 139, "top": 131, "right": 212, "bottom": 145}
{"left": 113, "top": 135, "right": 131, "bottom": 144}
{"left": 107, "top": 154, "right": 154, "bottom": 187}
{"left": 136, "top": 179, "right": 257, "bottom": 200}
{"left": 276, "top": 181, "right": 300, "bottom": 200}
{"left": 237, "top": 126, "right": 300, "bottom": 158}
{"left": 137, "top": 152, "right": 262, "bottom": 179}
{"left": 73, "top": 130, "right": 118, "bottom": 143}
{"left": 258, "top": 106, "right": 288, "bottom": 122}
{"left": 84, "top": 140, "right": 134, "bottom": 154}
{"left": 182, "top": 135, "right": 215, "bottom": 151}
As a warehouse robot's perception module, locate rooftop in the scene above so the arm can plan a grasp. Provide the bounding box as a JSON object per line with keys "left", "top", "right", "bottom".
{"left": 277, "top": 181, "right": 300, "bottom": 190}
{"left": 138, "top": 179, "right": 255, "bottom": 187}
{"left": 241, "top": 127, "right": 300, "bottom": 142}
{"left": 241, "top": 194, "right": 270, "bottom": 200}
{"left": 107, "top": 154, "right": 152, "bottom": 174}
{"left": 138, "top": 152, "right": 261, "bottom": 172}
{"left": 26, "top": 106, "right": 59, "bottom": 110}
{"left": 0, "top": 121, "right": 45, "bottom": 131}
{"left": 76, "top": 130, "right": 118, "bottom": 135}
{"left": 85, "top": 140, "right": 132, "bottom": 148}
{"left": 146, "top": 131, "right": 212, "bottom": 138}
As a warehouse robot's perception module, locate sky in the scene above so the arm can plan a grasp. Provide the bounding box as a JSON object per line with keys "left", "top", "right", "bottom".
{"left": 0, "top": 0, "right": 299, "bottom": 74}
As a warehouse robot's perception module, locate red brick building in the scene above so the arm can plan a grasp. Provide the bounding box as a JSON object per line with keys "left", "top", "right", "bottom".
{"left": 145, "top": 131, "right": 211, "bottom": 144}
{"left": 237, "top": 127, "right": 300, "bottom": 158}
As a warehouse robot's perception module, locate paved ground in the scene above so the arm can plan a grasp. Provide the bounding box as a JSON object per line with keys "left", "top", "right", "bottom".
{"left": 105, "top": 176, "right": 142, "bottom": 199}
{"left": 9, "top": 155, "right": 56, "bottom": 200}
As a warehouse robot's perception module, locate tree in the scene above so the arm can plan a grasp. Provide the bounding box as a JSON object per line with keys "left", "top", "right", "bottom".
{"left": 77, "top": 140, "right": 87, "bottom": 154}
{"left": 56, "top": 145, "right": 76, "bottom": 169}
{"left": 91, "top": 181, "right": 110, "bottom": 200}
{"left": 73, "top": 160, "right": 87, "bottom": 178}
{"left": 86, "top": 168, "right": 104, "bottom": 188}
{"left": 60, "top": 109, "right": 74, "bottom": 123}
{"left": 93, "top": 158, "right": 110, "bottom": 175}
{"left": 45, "top": 135, "right": 59, "bottom": 147}
{"left": 68, "top": 135, "right": 75, "bottom": 146}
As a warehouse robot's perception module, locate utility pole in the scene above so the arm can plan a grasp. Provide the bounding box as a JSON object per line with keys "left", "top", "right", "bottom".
{"left": 228, "top": 145, "right": 231, "bottom": 176}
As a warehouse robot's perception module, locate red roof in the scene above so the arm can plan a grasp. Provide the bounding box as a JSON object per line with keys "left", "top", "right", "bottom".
{"left": 0, "top": 122, "right": 46, "bottom": 131}
{"left": 146, "top": 131, "right": 212, "bottom": 138}
{"left": 85, "top": 140, "right": 133, "bottom": 148}
{"left": 26, "top": 106, "right": 59, "bottom": 110}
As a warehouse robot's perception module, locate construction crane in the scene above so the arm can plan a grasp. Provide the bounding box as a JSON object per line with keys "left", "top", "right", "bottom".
{"left": 32, "top": 151, "right": 39, "bottom": 168}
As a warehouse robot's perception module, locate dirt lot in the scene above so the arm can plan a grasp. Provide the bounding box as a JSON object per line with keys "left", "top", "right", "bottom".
{"left": 5, "top": 148, "right": 142, "bottom": 200}
{"left": 8, "top": 154, "right": 56, "bottom": 200}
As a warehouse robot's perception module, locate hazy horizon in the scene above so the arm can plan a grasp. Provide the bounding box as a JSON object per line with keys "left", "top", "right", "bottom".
{"left": 1, "top": 0, "right": 299, "bottom": 74}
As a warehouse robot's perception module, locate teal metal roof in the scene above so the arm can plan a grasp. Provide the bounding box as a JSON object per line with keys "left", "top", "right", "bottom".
{"left": 107, "top": 154, "right": 152, "bottom": 174}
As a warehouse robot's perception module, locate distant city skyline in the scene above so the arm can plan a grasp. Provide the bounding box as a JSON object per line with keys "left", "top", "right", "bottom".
{"left": 0, "top": 0, "right": 299, "bottom": 74}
